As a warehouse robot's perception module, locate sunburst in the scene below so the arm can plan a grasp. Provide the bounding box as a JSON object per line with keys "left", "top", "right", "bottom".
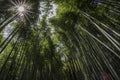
{"left": 9, "top": 0, "right": 33, "bottom": 22}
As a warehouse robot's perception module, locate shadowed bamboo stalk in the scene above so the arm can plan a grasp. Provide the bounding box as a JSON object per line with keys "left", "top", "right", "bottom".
{"left": 0, "top": 13, "right": 18, "bottom": 32}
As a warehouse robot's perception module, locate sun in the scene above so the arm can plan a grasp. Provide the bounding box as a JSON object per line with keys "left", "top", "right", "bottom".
{"left": 17, "top": 6, "right": 25, "bottom": 13}
{"left": 17, "top": 5, "right": 26, "bottom": 16}
{"left": 9, "top": 0, "right": 33, "bottom": 22}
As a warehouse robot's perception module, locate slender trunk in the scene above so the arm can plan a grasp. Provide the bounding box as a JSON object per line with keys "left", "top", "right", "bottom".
{"left": 0, "top": 26, "right": 19, "bottom": 48}
{"left": 0, "top": 40, "right": 18, "bottom": 79}
{"left": 0, "top": 13, "right": 18, "bottom": 32}
{"left": 0, "top": 25, "right": 22, "bottom": 54}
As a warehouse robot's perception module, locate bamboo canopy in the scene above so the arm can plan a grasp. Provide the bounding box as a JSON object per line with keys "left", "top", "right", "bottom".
{"left": 0, "top": 0, "right": 120, "bottom": 80}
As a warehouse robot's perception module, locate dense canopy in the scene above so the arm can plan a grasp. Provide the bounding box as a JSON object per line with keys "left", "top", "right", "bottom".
{"left": 0, "top": 0, "right": 120, "bottom": 80}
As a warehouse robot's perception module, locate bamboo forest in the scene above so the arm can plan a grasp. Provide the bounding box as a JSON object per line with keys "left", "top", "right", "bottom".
{"left": 0, "top": 0, "right": 120, "bottom": 80}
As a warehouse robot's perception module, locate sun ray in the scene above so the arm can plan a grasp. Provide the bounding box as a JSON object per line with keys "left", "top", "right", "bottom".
{"left": 8, "top": 0, "right": 33, "bottom": 23}
{"left": 24, "top": 13, "right": 31, "bottom": 23}
{"left": 10, "top": 0, "right": 17, "bottom": 6}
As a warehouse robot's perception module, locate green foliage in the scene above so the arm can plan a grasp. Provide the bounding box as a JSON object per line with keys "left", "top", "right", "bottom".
{"left": 0, "top": 0, "right": 120, "bottom": 80}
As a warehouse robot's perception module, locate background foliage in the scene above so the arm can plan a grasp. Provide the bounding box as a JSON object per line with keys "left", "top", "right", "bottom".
{"left": 0, "top": 0, "right": 120, "bottom": 80}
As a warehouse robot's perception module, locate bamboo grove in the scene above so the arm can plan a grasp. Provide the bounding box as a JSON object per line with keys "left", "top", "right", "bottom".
{"left": 0, "top": 0, "right": 120, "bottom": 80}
